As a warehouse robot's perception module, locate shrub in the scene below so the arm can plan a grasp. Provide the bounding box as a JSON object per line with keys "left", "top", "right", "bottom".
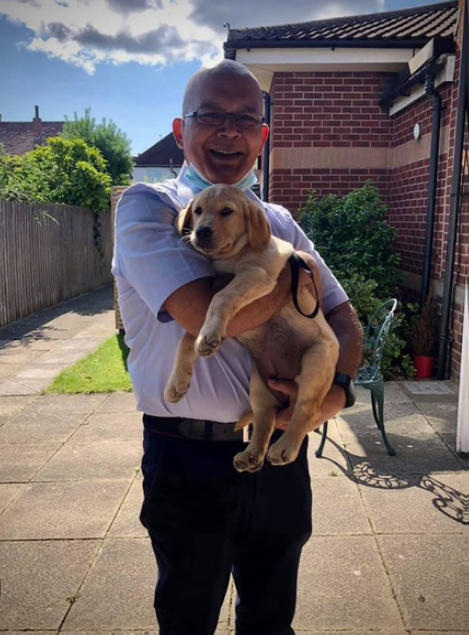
{"left": 0, "top": 137, "right": 111, "bottom": 213}
{"left": 61, "top": 108, "right": 133, "bottom": 185}
{"left": 298, "top": 182, "right": 412, "bottom": 378}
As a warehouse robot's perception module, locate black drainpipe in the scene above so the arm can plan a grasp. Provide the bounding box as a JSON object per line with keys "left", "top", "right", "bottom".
{"left": 436, "top": 0, "right": 469, "bottom": 379}
{"left": 420, "top": 73, "right": 443, "bottom": 307}
{"left": 262, "top": 91, "right": 271, "bottom": 202}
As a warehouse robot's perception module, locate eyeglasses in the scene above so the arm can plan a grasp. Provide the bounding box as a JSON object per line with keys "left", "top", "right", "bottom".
{"left": 183, "top": 110, "right": 265, "bottom": 130}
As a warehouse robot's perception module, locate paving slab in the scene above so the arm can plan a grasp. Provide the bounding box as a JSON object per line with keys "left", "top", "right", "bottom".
{"left": 15, "top": 364, "right": 77, "bottom": 380}
{"left": 0, "top": 338, "right": 60, "bottom": 351}
{"left": 61, "top": 539, "right": 161, "bottom": 631}
{"left": 378, "top": 534, "right": 469, "bottom": 631}
{"left": 0, "top": 347, "right": 46, "bottom": 363}
{"left": 33, "top": 440, "right": 141, "bottom": 481}
{"left": 374, "top": 381, "right": 413, "bottom": 404}
{"left": 409, "top": 632, "right": 469, "bottom": 635}
{"left": 308, "top": 420, "right": 353, "bottom": 477}
{"left": 107, "top": 479, "right": 146, "bottom": 538}
{"left": 95, "top": 391, "right": 138, "bottom": 413}
{"left": 0, "top": 378, "right": 43, "bottom": 396}
{"left": 0, "top": 483, "right": 25, "bottom": 514}
{"left": 294, "top": 535, "right": 404, "bottom": 631}
{"left": 312, "top": 477, "right": 372, "bottom": 535}
{"left": 25, "top": 392, "right": 109, "bottom": 415}
{"left": 0, "top": 479, "right": 131, "bottom": 539}
{"left": 345, "top": 433, "right": 464, "bottom": 475}
{"left": 0, "top": 394, "right": 38, "bottom": 417}
{"left": 0, "top": 540, "right": 100, "bottom": 630}
{"left": 359, "top": 471, "right": 469, "bottom": 532}
{"left": 415, "top": 400, "right": 459, "bottom": 435}
{"left": 68, "top": 411, "right": 142, "bottom": 444}
{"left": 0, "top": 362, "right": 30, "bottom": 379}
{"left": 341, "top": 402, "right": 435, "bottom": 437}
{"left": 0, "top": 443, "right": 61, "bottom": 482}
{"left": 0, "top": 411, "right": 87, "bottom": 444}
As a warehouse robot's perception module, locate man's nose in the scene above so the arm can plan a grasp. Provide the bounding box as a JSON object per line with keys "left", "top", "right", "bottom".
{"left": 218, "top": 114, "right": 241, "bottom": 137}
{"left": 196, "top": 226, "right": 213, "bottom": 240}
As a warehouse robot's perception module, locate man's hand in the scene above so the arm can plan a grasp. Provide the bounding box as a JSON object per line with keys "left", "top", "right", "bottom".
{"left": 268, "top": 378, "right": 347, "bottom": 431}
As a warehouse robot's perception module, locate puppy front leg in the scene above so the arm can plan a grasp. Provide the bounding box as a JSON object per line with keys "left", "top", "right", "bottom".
{"left": 196, "top": 268, "right": 276, "bottom": 357}
{"left": 164, "top": 331, "right": 198, "bottom": 402}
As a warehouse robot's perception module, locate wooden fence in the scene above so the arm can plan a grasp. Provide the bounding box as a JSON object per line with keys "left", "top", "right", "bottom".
{"left": 0, "top": 201, "right": 113, "bottom": 328}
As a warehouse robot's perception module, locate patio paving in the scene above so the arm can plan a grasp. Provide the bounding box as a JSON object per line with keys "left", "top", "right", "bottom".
{"left": 0, "top": 285, "right": 467, "bottom": 634}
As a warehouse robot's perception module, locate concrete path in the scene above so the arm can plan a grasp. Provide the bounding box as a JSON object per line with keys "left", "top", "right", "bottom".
{"left": 0, "top": 285, "right": 468, "bottom": 634}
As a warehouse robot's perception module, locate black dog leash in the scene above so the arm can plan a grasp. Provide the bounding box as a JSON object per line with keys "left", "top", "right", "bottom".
{"left": 289, "top": 253, "right": 320, "bottom": 319}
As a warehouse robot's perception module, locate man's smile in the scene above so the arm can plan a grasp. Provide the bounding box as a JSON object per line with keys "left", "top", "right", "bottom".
{"left": 209, "top": 148, "right": 243, "bottom": 159}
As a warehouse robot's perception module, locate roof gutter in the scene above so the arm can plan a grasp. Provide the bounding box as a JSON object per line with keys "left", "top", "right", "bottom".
{"left": 224, "top": 37, "right": 451, "bottom": 55}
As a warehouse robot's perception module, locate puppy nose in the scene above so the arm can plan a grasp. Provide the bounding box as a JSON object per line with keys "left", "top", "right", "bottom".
{"left": 196, "top": 226, "right": 212, "bottom": 240}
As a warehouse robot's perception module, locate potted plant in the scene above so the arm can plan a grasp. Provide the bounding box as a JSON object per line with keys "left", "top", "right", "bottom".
{"left": 410, "top": 298, "right": 439, "bottom": 379}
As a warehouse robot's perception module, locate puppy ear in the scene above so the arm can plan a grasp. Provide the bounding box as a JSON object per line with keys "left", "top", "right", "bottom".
{"left": 176, "top": 199, "right": 193, "bottom": 235}
{"left": 244, "top": 200, "right": 271, "bottom": 251}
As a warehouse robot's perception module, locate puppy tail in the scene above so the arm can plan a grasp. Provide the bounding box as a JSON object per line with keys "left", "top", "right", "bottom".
{"left": 234, "top": 411, "right": 253, "bottom": 431}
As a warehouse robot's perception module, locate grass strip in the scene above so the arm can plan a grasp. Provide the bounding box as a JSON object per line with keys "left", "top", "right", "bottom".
{"left": 46, "top": 332, "right": 132, "bottom": 393}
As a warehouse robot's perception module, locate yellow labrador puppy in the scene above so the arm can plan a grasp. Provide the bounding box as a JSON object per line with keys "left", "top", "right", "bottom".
{"left": 164, "top": 184, "right": 339, "bottom": 472}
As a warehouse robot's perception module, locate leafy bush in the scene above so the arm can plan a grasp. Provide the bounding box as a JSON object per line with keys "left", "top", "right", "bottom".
{"left": 61, "top": 108, "right": 133, "bottom": 185}
{"left": 0, "top": 137, "right": 111, "bottom": 213}
{"left": 298, "top": 182, "right": 413, "bottom": 378}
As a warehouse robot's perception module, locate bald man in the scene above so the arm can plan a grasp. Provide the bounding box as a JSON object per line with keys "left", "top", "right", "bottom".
{"left": 113, "top": 60, "right": 362, "bottom": 635}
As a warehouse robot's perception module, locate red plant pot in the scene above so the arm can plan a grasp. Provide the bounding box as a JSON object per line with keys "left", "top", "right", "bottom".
{"left": 413, "top": 355, "right": 435, "bottom": 379}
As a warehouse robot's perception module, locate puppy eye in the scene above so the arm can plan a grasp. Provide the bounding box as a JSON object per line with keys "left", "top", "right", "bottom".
{"left": 194, "top": 207, "right": 203, "bottom": 216}
{"left": 221, "top": 207, "right": 233, "bottom": 217}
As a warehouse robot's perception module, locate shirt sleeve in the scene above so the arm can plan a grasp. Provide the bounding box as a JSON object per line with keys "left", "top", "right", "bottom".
{"left": 112, "top": 186, "right": 215, "bottom": 322}
{"left": 267, "top": 204, "right": 349, "bottom": 315}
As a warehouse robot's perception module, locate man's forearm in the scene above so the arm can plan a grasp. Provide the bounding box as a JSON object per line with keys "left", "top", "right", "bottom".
{"left": 163, "top": 266, "right": 294, "bottom": 339}
{"left": 326, "top": 301, "right": 364, "bottom": 378}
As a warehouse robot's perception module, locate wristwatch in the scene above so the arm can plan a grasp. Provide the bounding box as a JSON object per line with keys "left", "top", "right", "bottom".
{"left": 333, "top": 372, "right": 356, "bottom": 408}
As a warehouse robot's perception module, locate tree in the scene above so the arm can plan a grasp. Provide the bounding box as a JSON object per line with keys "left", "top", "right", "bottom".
{"left": 0, "top": 137, "right": 111, "bottom": 213}
{"left": 61, "top": 108, "right": 133, "bottom": 185}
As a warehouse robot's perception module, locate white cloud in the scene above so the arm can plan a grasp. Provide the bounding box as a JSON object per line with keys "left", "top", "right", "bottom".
{"left": 0, "top": 0, "right": 384, "bottom": 74}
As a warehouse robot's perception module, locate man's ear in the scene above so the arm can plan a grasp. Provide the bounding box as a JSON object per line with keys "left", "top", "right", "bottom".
{"left": 173, "top": 118, "right": 184, "bottom": 149}
{"left": 258, "top": 123, "right": 269, "bottom": 155}
{"left": 244, "top": 200, "right": 271, "bottom": 251}
{"left": 176, "top": 199, "right": 193, "bottom": 235}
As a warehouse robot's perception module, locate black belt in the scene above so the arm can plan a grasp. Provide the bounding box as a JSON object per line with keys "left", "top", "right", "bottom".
{"left": 143, "top": 414, "right": 248, "bottom": 442}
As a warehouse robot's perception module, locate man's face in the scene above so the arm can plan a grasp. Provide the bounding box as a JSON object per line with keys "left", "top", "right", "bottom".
{"left": 173, "top": 72, "right": 269, "bottom": 185}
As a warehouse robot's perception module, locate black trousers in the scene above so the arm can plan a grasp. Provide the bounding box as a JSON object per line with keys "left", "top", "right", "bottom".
{"left": 140, "top": 422, "right": 313, "bottom": 635}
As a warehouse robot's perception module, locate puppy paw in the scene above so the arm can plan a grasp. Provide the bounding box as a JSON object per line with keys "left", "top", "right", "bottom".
{"left": 195, "top": 333, "right": 222, "bottom": 357}
{"left": 233, "top": 449, "right": 265, "bottom": 473}
{"left": 164, "top": 373, "right": 191, "bottom": 403}
{"left": 267, "top": 438, "right": 300, "bottom": 466}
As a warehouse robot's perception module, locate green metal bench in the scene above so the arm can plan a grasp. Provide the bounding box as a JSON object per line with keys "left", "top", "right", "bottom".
{"left": 316, "top": 298, "right": 398, "bottom": 458}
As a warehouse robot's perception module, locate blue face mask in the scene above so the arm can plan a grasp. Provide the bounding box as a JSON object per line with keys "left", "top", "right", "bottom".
{"left": 185, "top": 162, "right": 258, "bottom": 192}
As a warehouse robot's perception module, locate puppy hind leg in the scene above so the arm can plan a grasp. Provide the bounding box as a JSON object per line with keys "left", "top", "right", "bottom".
{"left": 164, "top": 331, "right": 198, "bottom": 403}
{"left": 267, "top": 343, "right": 336, "bottom": 465}
{"left": 233, "top": 368, "right": 278, "bottom": 473}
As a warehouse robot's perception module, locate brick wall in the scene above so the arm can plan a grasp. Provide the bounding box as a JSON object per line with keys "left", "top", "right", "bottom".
{"left": 269, "top": 71, "right": 393, "bottom": 210}
{"left": 267, "top": 62, "right": 466, "bottom": 377}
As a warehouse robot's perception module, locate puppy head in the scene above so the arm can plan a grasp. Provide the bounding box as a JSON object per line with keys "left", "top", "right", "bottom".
{"left": 177, "top": 185, "right": 270, "bottom": 258}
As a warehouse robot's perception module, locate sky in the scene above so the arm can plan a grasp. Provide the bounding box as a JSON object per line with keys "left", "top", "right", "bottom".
{"left": 0, "top": 0, "right": 447, "bottom": 156}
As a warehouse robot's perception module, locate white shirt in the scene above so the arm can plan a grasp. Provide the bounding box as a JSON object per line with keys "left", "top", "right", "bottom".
{"left": 112, "top": 164, "right": 348, "bottom": 420}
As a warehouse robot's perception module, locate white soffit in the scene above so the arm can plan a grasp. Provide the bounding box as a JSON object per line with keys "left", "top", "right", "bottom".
{"left": 389, "top": 55, "right": 456, "bottom": 116}
{"left": 236, "top": 47, "right": 416, "bottom": 92}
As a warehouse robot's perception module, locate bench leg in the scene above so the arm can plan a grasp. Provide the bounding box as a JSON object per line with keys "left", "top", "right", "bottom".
{"left": 315, "top": 420, "right": 329, "bottom": 458}
{"left": 369, "top": 382, "right": 396, "bottom": 456}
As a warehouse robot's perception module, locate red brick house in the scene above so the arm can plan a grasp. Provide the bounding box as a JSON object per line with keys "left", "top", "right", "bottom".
{"left": 224, "top": 0, "right": 468, "bottom": 379}
{"left": 0, "top": 106, "right": 63, "bottom": 155}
